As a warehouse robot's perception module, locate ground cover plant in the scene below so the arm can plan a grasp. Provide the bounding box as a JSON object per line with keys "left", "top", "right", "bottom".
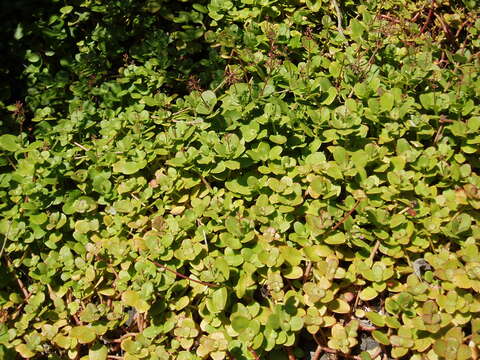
{"left": 0, "top": 0, "right": 479, "bottom": 359}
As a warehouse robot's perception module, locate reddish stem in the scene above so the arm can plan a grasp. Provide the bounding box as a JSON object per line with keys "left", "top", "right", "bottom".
{"left": 152, "top": 261, "right": 218, "bottom": 288}
{"left": 311, "top": 345, "right": 322, "bottom": 360}
{"left": 110, "top": 333, "right": 138, "bottom": 343}
{"left": 332, "top": 199, "right": 361, "bottom": 231}
{"left": 359, "top": 322, "right": 378, "bottom": 332}
{"left": 248, "top": 347, "right": 260, "bottom": 360}
{"left": 286, "top": 346, "right": 296, "bottom": 360}
{"left": 420, "top": 1, "right": 435, "bottom": 34}
{"left": 378, "top": 14, "right": 401, "bottom": 24}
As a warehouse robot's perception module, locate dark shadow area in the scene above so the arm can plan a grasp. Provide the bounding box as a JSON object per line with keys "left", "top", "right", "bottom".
{"left": 0, "top": 0, "right": 58, "bottom": 103}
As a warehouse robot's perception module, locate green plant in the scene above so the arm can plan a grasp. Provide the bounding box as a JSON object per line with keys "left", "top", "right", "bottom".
{"left": 1, "top": 0, "right": 479, "bottom": 359}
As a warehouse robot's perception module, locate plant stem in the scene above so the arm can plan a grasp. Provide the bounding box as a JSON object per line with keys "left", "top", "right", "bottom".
{"left": 0, "top": 220, "right": 11, "bottom": 259}
{"left": 332, "top": 199, "right": 361, "bottom": 231}
{"left": 331, "top": 0, "right": 344, "bottom": 36}
{"left": 151, "top": 260, "right": 218, "bottom": 288}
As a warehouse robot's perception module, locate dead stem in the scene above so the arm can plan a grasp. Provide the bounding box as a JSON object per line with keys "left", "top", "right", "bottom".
{"left": 303, "top": 261, "right": 313, "bottom": 283}
{"left": 331, "top": 0, "right": 344, "bottom": 35}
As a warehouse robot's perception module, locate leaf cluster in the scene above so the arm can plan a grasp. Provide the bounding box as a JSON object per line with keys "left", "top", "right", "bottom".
{"left": 0, "top": 0, "right": 479, "bottom": 359}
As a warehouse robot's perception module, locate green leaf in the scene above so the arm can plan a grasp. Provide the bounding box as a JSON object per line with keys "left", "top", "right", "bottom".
{"left": 197, "top": 90, "right": 217, "bottom": 114}
{"left": 350, "top": 19, "right": 365, "bottom": 39}
{"left": 60, "top": 5, "right": 74, "bottom": 15}
{"left": 113, "top": 160, "right": 147, "bottom": 175}
{"left": 214, "top": 257, "right": 230, "bottom": 280}
{"left": 30, "top": 213, "right": 48, "bottom": 225}
{"left": 240, "top": 122, "right": 259, "bottom": 142}
{"left": 14, "top": 23, "right": 23, "bottom": 40}
{"left": 290, "top": 316, "right": 304, "bottom": 331}
{"left": 26, "top": 51, "right": 40, "bottom": 63}
{"left": 122, "top": 338, "right": 142, "bottom": 354}
{"left": 269, "top": 135, "right": 287, "bottom": 144}
{"left": 208, "top": 287, "right": 228, "bottom": 313}
{"left": 0, "top": 134, "right": 20, "bottom": 152}
{"left": 360, "top": 352, "right": 372, "bottom": 360}
{"left": 329, "top": 62, "right": 341, "bottom": 78}
{"left": 266, "top": 313, "right": 281, "bottom": 330}
{"left": 225, "top": 176, "right": 252, "bottom": 195}
{"left": 310, "top": 177, "right": 325, "bottom": 195}
{"left": 89, "top": 343, "right": 108, "bottom": 360}
{"left": 372, "top": 330, "right": 390, "bottom": 345}
{"left": 359, "top": 287, "right": 378, "bottom": 301}
{"left": 467, "top": 116, "right": 480, "bottom": 132}
{"left": 380, "top": 92, "right": 394, "bottom": 112}
{"left": 280, "top": 246, "right": 303, "bottom": 266}
{"left": 303, "top": 245, "right": 333, "bottom": 261}
{"left": 92, "top": 174, "right": 112, "bottom": 194}
{"left": 225, "top": 216, "right": 243, "bottom": 236}
{"left": 232, "top": 316, "right": 250, "bottom": 333}
{"left": 385, "top": 316, "right": 401, "bottom": 329}
{"left": 15, "top": 344, "right": 35, "bottom": 358}
{"left": 419, "top": 93, "right": 434, "bottom": 109}
{"left": 324, "top": 232, "right": 346, "bottom": 245}
{"left": 366, "top": 312, "right": 385, "bottom": 327}
{"left": 306, "top": 0, "right": 322, "bottom": 12}
{"left": 74, "top": 196, "right": 97, "bottom": 213}
{"left": 328, "top": 299, "right": 350, "bottom": 313}
{"left": 322, "top": 87, "right": 337, "bottom": 105}
{"left": 121, "top": 290, "right": 150, "bottom": 313}
{"left": 390, "top": 335, "right": 413, "bottom": 348}
{"left": 354, "top": 83, "right": 370, "bottom": 99}
{"left": 70, "top": 326, "right": 96, "bottom": 344}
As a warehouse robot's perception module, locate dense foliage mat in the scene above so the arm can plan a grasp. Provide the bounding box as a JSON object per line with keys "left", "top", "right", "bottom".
{"left": 1, "top": 0, "right": 480, "bottom": 359}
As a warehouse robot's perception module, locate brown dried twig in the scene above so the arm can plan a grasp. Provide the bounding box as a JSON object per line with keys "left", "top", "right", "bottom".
{"left": 136, "top": 312, "right": 145, "bottom": 332}
{"left": 368, "top": 240, "right": 381, "bottom": 263}
{"left": 303, "top": 261, "right": 313, "bottom": 283}
{"left": 433, "top": 125, "right": 444, "bottom": 144}
{"left": 331, "top": 0, "right": 344, "bottom": 36}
